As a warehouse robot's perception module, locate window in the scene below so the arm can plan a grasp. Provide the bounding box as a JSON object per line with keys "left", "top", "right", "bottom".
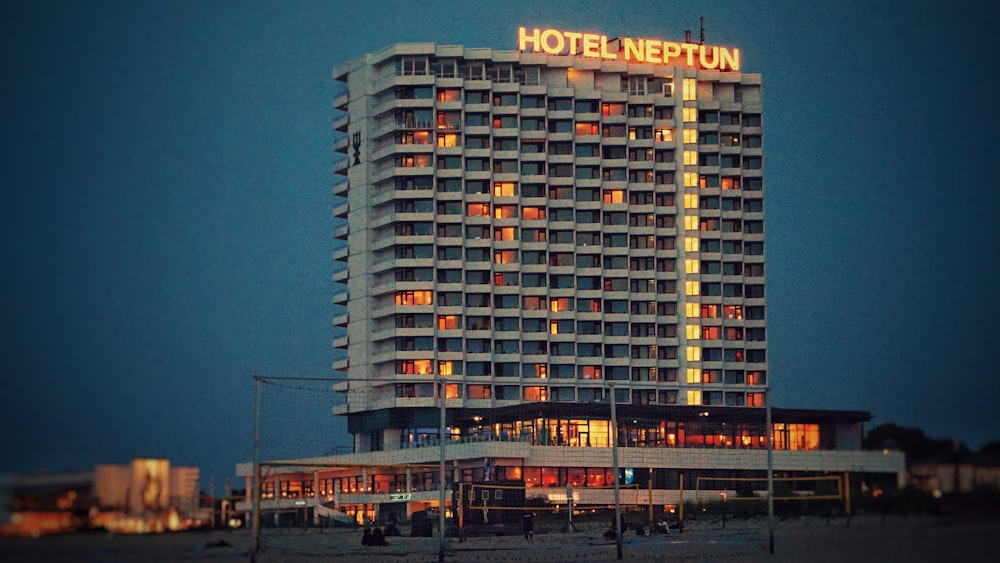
{"left": 623, "top": 75, "right": 646, "bottom": 95}
{"left": 466, "top": 270, "right": 489, "bottom": 284}
{"left": 494, "top": 317, "right": 519, "bottom": 331}
{"left": 523, "top": 296, "right": 547, "bottom": 311}
{"left": 395, "top": 291, "right": 432, "bottom": 306}
{"left": 436, "top": 269, "right": 461, "bottom": 283}
{"left": 602, "top": 189, "right": 625, "bottom": 204}
{"left": 523, "top": 386, "right": 548, "bottom": 402}
{"left": 465, "top": 293, "right": 490, "bottom": 307}
{"left": 397, "top": 360, "right": 433, "bottom": 375}
{"left": 522, "top": 206, "right": 546, "bottom": 221}
{"left": 682, "top": 78, "right": 697, "bottom": 101}
{"left": 550, "top": 297, "right": 573, "bottom": 312}
{"left": 494, "top": 271, "right": 519, "bottom": 286}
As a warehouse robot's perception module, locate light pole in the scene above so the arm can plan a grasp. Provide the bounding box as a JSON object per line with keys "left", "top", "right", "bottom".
{"left": 438, "top": 377, "right": 447, "bottom": 562}
{"left": 251, "top": 375, "right": 262, "bottom": 562}
{"left": 765, "top": 386, "right": 774, "bottom": 554}
{"left": 609, "top": 382, "right": 622, "bottom": 560}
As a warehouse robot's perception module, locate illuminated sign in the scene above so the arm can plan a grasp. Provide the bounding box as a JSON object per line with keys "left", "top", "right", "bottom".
{"left": 389, "top": 493, "right": 412, "bottom": 501}
{"left": 517, "top": 27, "right": 740, "bottom": 71}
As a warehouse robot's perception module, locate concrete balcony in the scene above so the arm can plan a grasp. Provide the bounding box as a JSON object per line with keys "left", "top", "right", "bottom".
{"left": 332, "top": 113, "right": 350, "bottom": 133}
{"left": 332, "top": 311, "right": 348, "bottom": 327}
{"left": 332, "top": 200, "right": 349, "bottom": 218}
{"left": 333, "top": 91, "right": 349, "bottom": 111}
{"left": 332, "top": 222, "right": 349, "bottom": 240}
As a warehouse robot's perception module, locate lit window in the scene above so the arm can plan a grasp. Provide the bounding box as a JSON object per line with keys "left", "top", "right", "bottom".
{"left": 550, "top": 297, "right": 572, "bottom": 312}
{"left": 396, "top": 291, "right": 433, "bottom": 306}
{"left": 437, "top": 133, "right": 459, "bottom": 147}
{"left": 683, "top": 128, "right": 697, "bottom": 143}
{"left": 684, "top": 193, "right": 698, "bottom": 209}
{"left": 684, "top": 215, "right": 699, "bottom": 230}
{"left": 685, "top": 237, "right": 699, "bottom": 252}
{"left": 493, "top": 182, "right": 517, "bottom": 197}
{"left": 494, "top": 226, "right": 518, "bottom": 241}
{"left": 686, "top": 325, "right": 700, "bottom": 340}
{"left": 522, "top": 206, "right": 546, "bottom": 220}
{"left": 686, "top": 390, "right": 702, "bottom": 405}
{"left": 721, "top": 177, "right": 740, "bottom": 190}
{"left": 683, "top": 107, "right": 697, "bottom": 122}
{"left": 686, "top": 346, "right": 701, "bottom": 361}
{"left": 437, "top": 315, "right": 460, "bottom": 330}
{"left": 655, "top": 128, "right": 674, "bottom": 142}
{"left": 682, "top": 78, "right": 697, "bottom": 101}
{"left": 494, "top": 250, "right": 518, "bottom": 264}
{"left": 437, "top": 89, "right": 460, "bottom": 102}
{"left": 438, "top": 361, "right": 454, "bottom": 376}
{"left": 602, "top": 189, "right": 625, "bottom": 204}
{"left": 684, "top": 172, "right": 699, "bottom": 187}
{"left": 685, "top": 302, "right": 699, "bottom": 318}
{"left": 723, "top": 305, "right": 744, "bottom": 320}
{"left": 685, "top": 258, "right": 700, "bottom": 274}
{"left": 702, "top": 326, "right": 721, "bottom": 340}
{"left": 467, "top": 203, "right": 490, "bottom": 217}
{"left": 686, "top": 368, "right": 701, "bottom": 383}
{"left": 683, "top": 150, "right": 698, "bottom": 166}
{"left": 685, "top": 280, "right": 700, "bottom": 296}
{"left": 523, "top": 386, "right": 548, "bottom": 401}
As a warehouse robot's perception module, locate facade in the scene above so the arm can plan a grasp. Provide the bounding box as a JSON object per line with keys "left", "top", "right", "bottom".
{"left": 236, "top": 31, "right": 905, "bottom": 526}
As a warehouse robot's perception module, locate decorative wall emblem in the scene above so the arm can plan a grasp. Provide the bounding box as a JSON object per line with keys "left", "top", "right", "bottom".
{"left": 352, "top": 131, "right": 362, "bottom": 165}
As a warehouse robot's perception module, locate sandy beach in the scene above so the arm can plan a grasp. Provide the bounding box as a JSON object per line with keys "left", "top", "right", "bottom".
{"left": 2, "top": 514, "right": 996, "bottom": 562}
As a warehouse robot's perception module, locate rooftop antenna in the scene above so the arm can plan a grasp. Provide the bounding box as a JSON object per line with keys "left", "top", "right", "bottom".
{"left": 684, "top": 29, "right": 691, "bottom": 43}
{"left": 700, "top": 16, "right": 705, "bottom": 44}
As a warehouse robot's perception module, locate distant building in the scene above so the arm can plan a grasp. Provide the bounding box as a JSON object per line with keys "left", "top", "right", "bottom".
{"left": 909, "top": 454, "right": 1000, "bottom": 495}
{"left": 0, "top": 459, "right": 202, "bottom": 537}
{"left": 237, "top": 29, "right": 905, "bottom": 526}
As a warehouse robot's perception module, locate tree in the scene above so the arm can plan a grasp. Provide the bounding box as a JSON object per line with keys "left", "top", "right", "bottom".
{"left": 864, "top": 423, "right": 968, "bottom": 464}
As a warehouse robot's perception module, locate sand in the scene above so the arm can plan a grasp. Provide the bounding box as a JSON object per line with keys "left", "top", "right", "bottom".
{"left": 2, "top": 514, "right": 996, "bottom": 562}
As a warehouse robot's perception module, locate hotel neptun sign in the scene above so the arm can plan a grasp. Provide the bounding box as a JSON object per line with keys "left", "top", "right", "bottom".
{"left": 517, "top": 26, "right": 741, "bottom": 71}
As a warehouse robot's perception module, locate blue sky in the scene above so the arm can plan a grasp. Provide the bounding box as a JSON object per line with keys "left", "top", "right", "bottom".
{"left": 2, "top": 0, "right": 997, "bottom": 486}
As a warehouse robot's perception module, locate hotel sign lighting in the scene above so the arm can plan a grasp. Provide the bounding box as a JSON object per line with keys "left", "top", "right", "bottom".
{"left": 517, "top": 27, "right": 741, "bottom": 71}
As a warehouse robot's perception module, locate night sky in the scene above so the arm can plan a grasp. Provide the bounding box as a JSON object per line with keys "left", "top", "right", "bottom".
{"left": 2, "top": 0, "right": 997, "bottom": 487}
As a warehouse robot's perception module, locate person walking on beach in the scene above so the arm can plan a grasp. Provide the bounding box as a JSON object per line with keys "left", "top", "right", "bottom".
{"left": 522, "top": 511, "right": 535, "bottom": 540}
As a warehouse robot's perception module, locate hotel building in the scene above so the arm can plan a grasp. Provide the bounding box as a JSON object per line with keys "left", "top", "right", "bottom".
{"left": 236, "top": 32, "right": 904, "bottom": 525}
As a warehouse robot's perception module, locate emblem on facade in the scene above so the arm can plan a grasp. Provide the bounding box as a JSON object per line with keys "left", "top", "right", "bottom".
{"left": 352, "top": 131, "right": 362, "bottom": 165}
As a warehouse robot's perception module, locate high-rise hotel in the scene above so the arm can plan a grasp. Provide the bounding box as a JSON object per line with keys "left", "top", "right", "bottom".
{"left": 237, "top": 29, "right": 904, "bottom": 525}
